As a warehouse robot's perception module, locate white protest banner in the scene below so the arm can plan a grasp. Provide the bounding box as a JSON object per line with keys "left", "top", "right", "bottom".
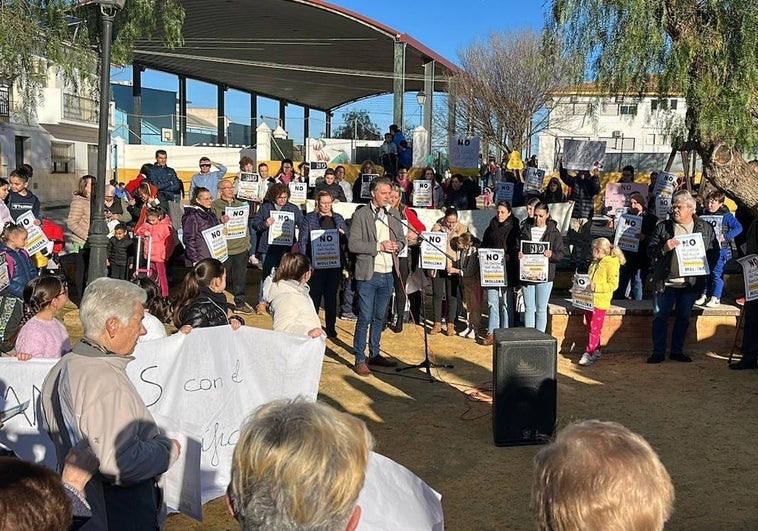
{"left": 448, "top": 135, "right": 481, "bottom": 169}
{"left": 413, "top": 179, "right": 432, "bottom": 207}
{"left": 524, "top": 167, "right": 546, "bottom": 192}
{"left": 308, "top": 161, "right": 327, "bottom": 188}
{"left": 289, "top": 182, "right": 308, "bottom": 207}
{"left": 201, "top": 224, "right": 229, "bottom": 262}
{"left": 699, "top": 215, "right": 724, "bottom": 247}
{"left": 655, "top": 195, "right": 671, "bottom": 218}
{"left": 224, "top": 204, "right": 249, "bottom": 240}
{"left": 478, "top": 248, "right": 507, "bottom": 287}
{"left": 674, "top": 232, "right": 709, "bottom": 276}
{"left": 421, "top": 232, "right": 447, "bottom": 270}
{"left": 268, "top": 211, "right": 295, "bottom": 246}
{"left": 360, "top": 174, "right": 379, "bottom": 200}
{"left": 495, "top": 182, "right": 515, "bottom": 204}
{"left": 604, "top": 183, "right": 649, "bottom": 212}
{"left": 358, "top": 452, "right": 444, "bottom": 531}
{"left": 571, "top": 274, "right": 594, "bottom": 311}
{"left": 737, "top": 254, "right": 758, "bottom": 301}
{"left": 236, "top": 172, "right": 262, "bottom": 202}
{"left": 310, "top": 229, "right": 341, "bottom": 269}
{"left": 614, "top": 213, "right": 643, "bottom": 252}
{"left": 0, "top": 252, "right": 10, "bottom": 293}
{"left": 562, "top": 139, "right": 606, "bottom": 171}
{"left": 653, "top": 171, "right": 677, "bottom": 197}
{"left": 17, "top": 210, "right": 50, "bottom": 256}
{"left": 153, "top": 414, "right": 204, "bottom": 522}
{"left": 520, "top": 240, "right": 550, "bottom": 283}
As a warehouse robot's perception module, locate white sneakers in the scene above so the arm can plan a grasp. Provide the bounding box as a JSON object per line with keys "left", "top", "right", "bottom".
{"left": 579, "top": 350, "right": 602, "bottom": 366}
{"left": 457, "top": 327, "right": 477, "bottom": 339}
{"left": 705, "top": 297, "right": 720, "bottom": 308}
{"left": 695, "top": 294, "right": 707, "bottom": 306}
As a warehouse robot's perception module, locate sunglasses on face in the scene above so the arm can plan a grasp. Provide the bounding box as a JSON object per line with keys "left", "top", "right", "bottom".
{"left": 200, "top": 164, "right": 211, "bottom": 168}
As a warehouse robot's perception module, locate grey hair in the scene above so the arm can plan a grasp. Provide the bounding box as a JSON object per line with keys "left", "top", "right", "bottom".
{"left": 79, "top": 278, "right": 146, "bottom": 339}
{"left": 672, "top": 189, "right": 696, "bottom": 209}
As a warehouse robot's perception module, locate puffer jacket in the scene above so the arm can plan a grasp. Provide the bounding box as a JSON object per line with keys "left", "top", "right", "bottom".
{"left": 0, "top": 243, "right": 38, "bottom": 298}
{"left": 67, "top": 193, "right": 91, "bottom": 246}
{"left": 518, "top": 218, "right": 565, "bottom": 282}
{"left": 263, "top": 278, "right": 321, "bottom": 336}
{"left": 176, "top": 287, "right": 232, "bottom": 329}
{"left": 588, "top": 255, "right": 621, "bottom": 310}
{"left": 181, "top": 205, "right": 220, "bottom": 265}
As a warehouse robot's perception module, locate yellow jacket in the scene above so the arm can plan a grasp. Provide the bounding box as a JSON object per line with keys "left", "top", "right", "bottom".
{"left": 588, "top": 255, "right": 621, "bottom": 310}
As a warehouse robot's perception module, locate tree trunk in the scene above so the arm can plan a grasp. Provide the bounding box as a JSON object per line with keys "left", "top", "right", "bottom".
{"left": 699, "top": 143, "right": 758, "bottom": 216}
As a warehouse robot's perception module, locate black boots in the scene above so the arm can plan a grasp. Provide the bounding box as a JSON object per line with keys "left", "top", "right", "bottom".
{"left": 729, "top": 356, "right": 758, "bottom": 370}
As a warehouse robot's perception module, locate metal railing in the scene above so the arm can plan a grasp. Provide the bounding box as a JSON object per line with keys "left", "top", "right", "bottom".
{"left": 63, "top": 92, "right": 98, "bottom": 124}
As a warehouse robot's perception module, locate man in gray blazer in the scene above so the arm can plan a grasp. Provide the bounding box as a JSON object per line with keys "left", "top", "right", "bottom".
{"left": 348, "top": 176, "right": 404, "bottom": 376}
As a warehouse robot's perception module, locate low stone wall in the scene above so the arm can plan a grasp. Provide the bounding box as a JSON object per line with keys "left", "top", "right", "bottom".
{"left": 548, "top": 298, "right": 740, "bottom": 355}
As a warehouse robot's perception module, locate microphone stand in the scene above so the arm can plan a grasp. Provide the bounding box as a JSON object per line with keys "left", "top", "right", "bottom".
{"left": 384, "top": 207, "right": 455, "bottom": 382}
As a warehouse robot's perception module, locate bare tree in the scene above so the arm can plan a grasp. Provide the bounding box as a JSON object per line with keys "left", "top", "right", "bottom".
{"left": 445, "top": 29, "right": 580, "bottom": 157}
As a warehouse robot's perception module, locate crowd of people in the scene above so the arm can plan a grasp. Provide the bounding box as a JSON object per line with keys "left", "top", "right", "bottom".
{"left": 1, "top": 146, "right": 757, "bottom": 529}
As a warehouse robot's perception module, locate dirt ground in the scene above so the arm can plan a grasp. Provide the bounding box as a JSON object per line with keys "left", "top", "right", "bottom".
{"left": 142, "top": 296, "right": 758, "bottom": 531}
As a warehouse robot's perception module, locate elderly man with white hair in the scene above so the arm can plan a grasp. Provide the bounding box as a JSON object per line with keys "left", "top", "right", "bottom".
{"left": 41, "top": 278, "right": 181, "bottom": 531}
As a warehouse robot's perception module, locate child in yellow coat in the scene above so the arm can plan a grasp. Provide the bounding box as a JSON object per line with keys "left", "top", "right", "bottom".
{"left": 579, "top": 237, "right": 626, "bottom": 366}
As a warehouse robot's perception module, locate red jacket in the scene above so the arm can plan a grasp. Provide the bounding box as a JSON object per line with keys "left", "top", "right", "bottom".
{"left": 135, "top": 216, "right": 175, "bottom": 262}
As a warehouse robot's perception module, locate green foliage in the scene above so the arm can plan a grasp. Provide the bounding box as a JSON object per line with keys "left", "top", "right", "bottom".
{"left": 547, "top": 0, "right": 758, "bottom": 150}
{"left": 0, "top": 0, "right": 184, "bottom": 114}
{"left": 332, "top": 110, "right": 382, "bottom": 140}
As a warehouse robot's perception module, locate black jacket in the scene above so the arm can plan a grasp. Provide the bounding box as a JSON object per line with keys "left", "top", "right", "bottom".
{"left": 481, "top": 215, "right": 520, "bottom": 286}
{"left": 559, "top": 165, "right": 600, "bottom": 219}
{"left": 177, "top": 288, "right": 241, "bottom": 328}
{"left": 107, "top": 236, "right": 133, "bottom": 267}
{"left": 519, "top": 218, "right": 565, "bottom": 282}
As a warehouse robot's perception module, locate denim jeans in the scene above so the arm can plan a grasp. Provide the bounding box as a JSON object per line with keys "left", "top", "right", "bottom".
{"left": 652, "top": 286, "right": 699, "bottom": 356}
{"left": 615, "top": 263, "right": 644, "bottom": 300}
{"left": 486, "top": 287, "right": 514, "bottom": 334}
{"left": 706, "top": 251, "right": 729, "bottom": 299}
{"left": 353, "top": 272, "right": 393, "bottom": 363}
{"left": 522, "top": 281, "right": 553, "bottom": 333}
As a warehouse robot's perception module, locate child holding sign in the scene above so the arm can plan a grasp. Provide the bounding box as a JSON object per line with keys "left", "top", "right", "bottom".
{"left": 579, "top": 238, "right": 625, "bottom": 366}
{"left": 0, "top": 222, "right": 38, "bottom": 299}
{"left": 451, "top": 233, "right": 481, "bottom": 340}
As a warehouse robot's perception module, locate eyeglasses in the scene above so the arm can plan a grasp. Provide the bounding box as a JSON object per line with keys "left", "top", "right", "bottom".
{"left": 672, "top": 204, "right": 692, "bottom": 210}
{"left": 200, "top": 164, "right": 211, "bottom": 168}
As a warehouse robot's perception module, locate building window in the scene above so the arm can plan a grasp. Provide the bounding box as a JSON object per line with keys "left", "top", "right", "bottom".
{"left": 51, "top": 142, "right": 74, "bottom": 174}
{"left": 669, "top": 99, "right": 678, "bottom": 110}
{"left": 619, "top": 104, "right": 638, "bottom": 115}
{"left": 15, "top": 136, "right": 28, "bottom": 167}
{"left": 646, "top": 134, "right": 656, "bottom": 146}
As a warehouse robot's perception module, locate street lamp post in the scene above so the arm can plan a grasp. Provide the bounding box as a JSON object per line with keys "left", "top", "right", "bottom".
{"left": 416, "top": 90, "right": 426, "bottom": 124}
{"left": 87, "top": 0, "right": 126, "bottom": 282}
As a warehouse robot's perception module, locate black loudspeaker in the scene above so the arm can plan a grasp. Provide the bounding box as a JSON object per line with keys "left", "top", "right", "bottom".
{"left": 492, "top": 328, "right": 557, "bottom": 447}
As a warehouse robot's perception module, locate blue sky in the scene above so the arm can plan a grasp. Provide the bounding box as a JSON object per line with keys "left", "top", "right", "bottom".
{"left": 111, "top": 0, "right": 546, "bottom": 144}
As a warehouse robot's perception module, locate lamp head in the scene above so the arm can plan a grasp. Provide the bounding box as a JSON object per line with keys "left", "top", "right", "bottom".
{"left": 416, "top": 90, "right": 427, "bottom": 106}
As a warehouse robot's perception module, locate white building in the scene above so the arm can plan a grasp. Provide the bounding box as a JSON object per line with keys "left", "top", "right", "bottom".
{"left": 537, "top": 82, "right": 688, "bottom": 173}
{"left": 0, "top": 66, "right": 109, "bottom": 204}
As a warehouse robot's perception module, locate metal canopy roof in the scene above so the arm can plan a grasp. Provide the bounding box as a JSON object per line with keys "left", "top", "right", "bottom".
{"left": 132, "top": 0, "right": 458, "bottom": 112}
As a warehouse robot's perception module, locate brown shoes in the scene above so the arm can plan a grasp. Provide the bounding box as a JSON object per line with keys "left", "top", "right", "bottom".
{"left": 256, "top": 302, "right": 268, "bottom": 315}
{"left": 368, "top": 355, "right": 398, "bottom": 368}
{"left": 446, "top": 324, "right": 455, "bottom": 336}
{"left": 354, "top": 363, "right": 371, "bottom": 377}
{"left": 430, "top": 322, "right": 442, "bottom": 335}
{"left": 483, "top": 333, "right": 494, "bottom": 346}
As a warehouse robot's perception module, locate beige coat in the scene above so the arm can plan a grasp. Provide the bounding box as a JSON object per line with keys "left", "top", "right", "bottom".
{"left": 431, "top": 220, "right": 468, "bottom": 269}
{"left": 67, "top": 193, "right": 91, "bottom": 245}
{"left": 263, "top": 278, "right": 322, "bottom": 336}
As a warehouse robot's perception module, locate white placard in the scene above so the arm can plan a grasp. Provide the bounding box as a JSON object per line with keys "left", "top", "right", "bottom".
{"left": 604, "top": 183, "right": 649, "bottom": 212}
{"left": 478, "top": 248, "right": 507, "bottom": 287}
{"left": 614, "top": 213, "right": 643, "bottom": 252}
{"left": 653, "top": 171, "right": 677, "bottom": 197}
{"left": 495, "top": 182, "right": 515, "bottom": 204}
{"left": 201, "top": 224, "right": 228, "bottom": 262}
{"left": 17, "top": 210, "right": 50, "bottom": 255}
{"left": 448, "top": 135, "right": 481, "bottom": 169}
{"left": 421, "top": 231, "right": 447, "bottom": 270}
{"left": 236, "top": 172, "right": 262, "bottom": 202}
{"left": 520, "top": 240, "right": 550, "bottom": 283}
{"left": 360, "top": 174, "right": 378, "bottom": 200}
{"left": 524, "top": 167, "right": 546, "bottom": 192}
{"left": 737, "top": 254, "right": 758, "bottom": 301}
{"left": 655, "top": 195, "right": 671, "bottom": 218}
{"left": 562, "top": 139, "right": 606, "bottom": 171}
{"left": 413, "top": 180, "right": 432, "bottom": 207}
{"left": 673, "top": 232, "right": 709, "bottom": 276}
{"left": 224, "top": 204, "right": 249, "bottom": 240}
{"left": 699, "top": 215, "right": 723, "bottom": 247}
{"left": 268, "top": 211, "right": 295, "bottom": 246}
{"left": 310, "top": 229, "right": 341, "bottom": 269}
{"left": 572, "top": 274, "right": 594, "bottom": 311}
{"left": 289, "top": 182, "right": 308, "bottom": 207}
{"left": 308, "top": 161, "right": 327, "bottom": 188}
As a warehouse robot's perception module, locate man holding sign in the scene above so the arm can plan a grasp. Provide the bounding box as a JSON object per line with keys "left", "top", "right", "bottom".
{"left": 348, "top": 177, "right": 403, "bottom": 376}
{"left": 212, "top": 180, "right": 253, "bottom": 314}
{"left": 646, "top": 190, "right": 719, "bottom": 364}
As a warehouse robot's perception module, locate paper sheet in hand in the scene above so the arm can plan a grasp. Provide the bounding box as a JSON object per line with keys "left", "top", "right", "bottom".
{"left": 236, "top": 173, "right": 261, "bottom": 202}
{"left": 674, "top": 232, "right": 709, "bottom": 276}
{"left": 478, "top": 248, "right": 507, "bottom": 287}
{"left": 268, "top": 211, "right": 295, "bottom": 246}
{"left": 572, "top": 274, "right": 593, "bottom": 311}
{"left": 562, "top": 139, "right": 606, "bottom": 171}
{"left": 614, "top": 213, "right": 643, "bottom": 252}
{"left": 224, "top": 204, "right": 249, "bottom": 240}
{"left": 738, "top": 254, "right": 758, "bottom": 301}
{"left": 17, "top": 211, "right": 50, "bottom": 256}
{"left": 520, "top": 241, "right": 550, "bottom": 283}
{"left": 201, "top": 224, "right": 229, "bottom": 262}
{"left": 420, "top": 232, "right": 447, "bottom": 270}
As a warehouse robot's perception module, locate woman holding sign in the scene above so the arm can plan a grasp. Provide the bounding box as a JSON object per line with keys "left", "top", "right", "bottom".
{"left": 518, "top": 202, "right": 565, "bottom": 332}
{"left": 303, "top": 191, "right": 348, "bottom": 338}
{"left": 481, "top": 201, "right": 519, "bottom": 345}
{"left": 430, "top": 207, "right": 468, "bottom": 336}
{"left": 181, "top": 187, "right": 222, "bottom": 266}
{"left": 351, "top": 160, "right": 378, "bottom": 205}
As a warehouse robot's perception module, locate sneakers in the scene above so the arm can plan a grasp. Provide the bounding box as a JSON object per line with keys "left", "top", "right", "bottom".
{"left": 705, "top": 297, "right": 720, "bottom": 308}
{"left": 464, "top": 328, "right": 476, "bottom": 339}
{"left": 339, "top": 312, "right": 357, "bottom": 321}
{"left": 578, "top": 350, "right": 601, "bottom": 366}
{"left": 457, "top": 327, "right": 471, "bottom": 337}
{"left": 694, "top": 294, "right": 707, "bottom": 306}
{"left": 255, "top": 302, "right": 268, "bottom": 315}
{"left": 234, "top": 302, "right": 255, "bottom": 315}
